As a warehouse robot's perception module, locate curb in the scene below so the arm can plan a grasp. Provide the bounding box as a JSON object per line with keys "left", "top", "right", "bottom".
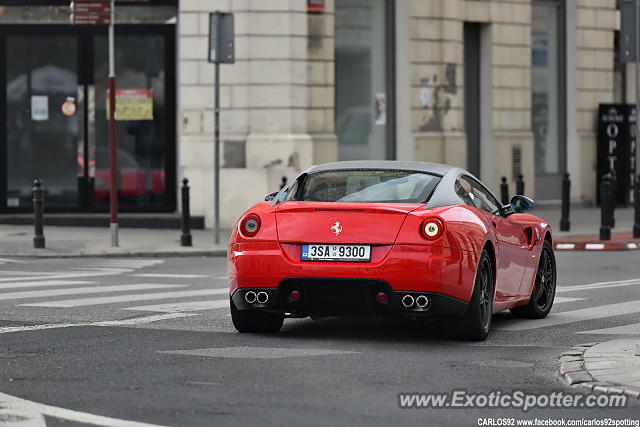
{"left": 554, "top": 242, "right": 640, "bottom": 251}
{"left": 0, "top": 249, "right": 228, "bottom": 259}
{"left": 557, "top": 342, "right": 640, "bottom": 400}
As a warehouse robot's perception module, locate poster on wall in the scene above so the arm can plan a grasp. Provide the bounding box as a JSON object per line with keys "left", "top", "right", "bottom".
{"left": 374, "top": 92, "right": 386, "bottom": 125}
{"left": 30, "top": 95, "right": 48, "bottom": 121}
{"left": 106, "top": 89, "right": 153, "bottom": 121}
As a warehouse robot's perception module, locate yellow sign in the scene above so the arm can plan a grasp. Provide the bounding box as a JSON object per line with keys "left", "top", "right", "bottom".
{"left": 106, "top": 89, "right": 153, "bottom": 121}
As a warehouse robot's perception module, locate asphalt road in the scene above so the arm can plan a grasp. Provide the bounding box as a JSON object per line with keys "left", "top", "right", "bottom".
{"left": 0, "top": 253, "right": 638, "bottom": 427}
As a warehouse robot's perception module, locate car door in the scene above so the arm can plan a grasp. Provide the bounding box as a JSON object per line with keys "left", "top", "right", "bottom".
{"left": 460, "top": 176, "right": 531, "bottom": 298}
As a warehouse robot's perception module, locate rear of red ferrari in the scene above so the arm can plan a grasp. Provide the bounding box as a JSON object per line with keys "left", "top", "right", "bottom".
{"left": 227, "top": 167, "right": 490, "bottom": 332}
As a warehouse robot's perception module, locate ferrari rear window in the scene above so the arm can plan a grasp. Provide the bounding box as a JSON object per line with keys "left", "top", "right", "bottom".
{"left": 286, "top": 169, "right": 441, "bottom": 203}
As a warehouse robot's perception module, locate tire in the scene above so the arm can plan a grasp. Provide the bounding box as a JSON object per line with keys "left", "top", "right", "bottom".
{"left": 455, "top": 249, "right": 494, "bottom": 341}
{"left": 510, "top": 240, "right": 556, "bottom": 319}
{"left": 230, "top": 298, "right": 284, "bottom": 333}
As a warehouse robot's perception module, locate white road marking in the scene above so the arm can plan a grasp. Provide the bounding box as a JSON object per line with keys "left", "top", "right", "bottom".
{"left": 0, "top": 280, "right": 95, "bottom": 290}
{"left": 0, "top": 270, "right": 130, "bottom": 283}
{"left": 577, "top": 322, "right": 640, "bottom": 335}
{"left": 556, "top": 278, "right": 640, "bottom": 293}
{"left": 0, "top": 409, "right": 46, "bottom": 426}
{"left": 0, "top": 313, "right": 194, "bottom": 334}
{"left": 585, "top": 243, "right": 605, "bottom": 250}
{"left": 496, "top": 300, "right": 640, "bottom": 331}
{"left": 553, "top": 297, "right": 586, "bottom": 304}
{"left": 21, "top": 288, "right": 229, "bottom": 308}
{"left": 0, "top": 271, "right": 54, "bottom": 276}
{"left": 0, "top": 258, "right": 24, "bottom": 264}
{"left": 131, "top": 273, "right": 209, "bottom": 279}
{"left": 0, "top": 284, "right": 184, "bottom": 301}
{"left": 555, "top": 243, "right": 575, "bottom": 250}
{"left": 89, "top": 259, "right": 164, "bottom": 268}
{"left": 0, "top": 389, "right": 169, "bottom": 427}
{"left": 159, "top": 346, "right": 358, "bottom": 359}
{"left": 123, "top": 300, "right": 229, "bottom": 312}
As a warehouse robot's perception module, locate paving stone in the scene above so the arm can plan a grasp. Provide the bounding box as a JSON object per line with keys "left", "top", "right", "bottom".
{"left": 558, "top": 355, "right": 582, "bottom": 363}
{"left": 565, "top": 371, "right": 593, "bottom": 385}
{"left": 593, "top": 385, "right": 609, "bottom": 394}
{"left": 559, "top": 361, "right": 584, "bottom": 374}
{"left": 624, "top": 389, "right": 640, "bottom": 399}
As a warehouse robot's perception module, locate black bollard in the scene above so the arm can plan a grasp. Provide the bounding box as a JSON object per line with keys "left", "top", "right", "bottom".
{"left": 599, "top": 174, "right": 612, "bottom": 241}
{"left": 560, "top": 173, "right": 571, "bottom": 232}
{"left": 516, "top": 174, "right": 525, "bottom": 196}
{"left": 279, "top": 176, "right": 288, "bottom": 190}
{"left": 500, "top": 176, "right": 509, "bottom": 206}
{"left": 180, "top": 178, "right": 192, "bottom": 247}
{"left": 32, "top": 179, "right": 45, "bottom": 249}
{"left": 634, "top": 174, "right": 640, "bottom": 239}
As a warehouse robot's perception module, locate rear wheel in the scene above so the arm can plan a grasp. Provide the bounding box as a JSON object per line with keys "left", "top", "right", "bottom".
{"left": 230, "top": 298, "right": 284, "bottom": 333}
{"left": 510, "top": 240, "right": 556, "bottom": 319}
{"left": 455, "top": 249, "right": 493, "bottom": 341}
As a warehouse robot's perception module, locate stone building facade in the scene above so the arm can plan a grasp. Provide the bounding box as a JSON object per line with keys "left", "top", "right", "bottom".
{"left": 178, "top": 0, "right": 622, "bottom": 228}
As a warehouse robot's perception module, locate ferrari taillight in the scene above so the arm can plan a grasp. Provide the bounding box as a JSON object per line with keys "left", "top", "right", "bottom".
{"left": 240, "top": 213, "right": 261, "bottom": 237}
{"left": 419, "top": 217, "right": 445, "bottom": 241}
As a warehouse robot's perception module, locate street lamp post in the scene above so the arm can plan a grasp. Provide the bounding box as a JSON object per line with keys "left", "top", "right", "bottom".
{"left": 108, "top": 0, "right": 118, "bottom": 247}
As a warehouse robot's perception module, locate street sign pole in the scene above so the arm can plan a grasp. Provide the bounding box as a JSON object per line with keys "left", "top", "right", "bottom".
{"left": 208, "top": 11, "right": 234, "bottom": 245}
{"left": 214, "top": 60, "right": 220, "bottom": 244}
{"left": 636, "top": 0, "right": 640, "bottom": 203}
{"left": 108, "top": 0, "right": 118, "bottom": 247}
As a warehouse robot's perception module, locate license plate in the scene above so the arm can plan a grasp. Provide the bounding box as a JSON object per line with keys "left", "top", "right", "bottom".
{"left": 300, "top": 244, "right": 371, "bottom": 262}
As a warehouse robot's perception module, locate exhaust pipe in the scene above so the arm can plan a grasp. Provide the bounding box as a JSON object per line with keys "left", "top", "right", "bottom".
{"left": 416, "top": 295, "right": 430, "bottom": 309}
{"left": 244, "top": 291, "right": 257, "bottom": 304}
{"left": 401, "top": 294, "right": 415, "bottom": 308}
{"left": 256, "top": 291, "right": 269, "bottom": 304}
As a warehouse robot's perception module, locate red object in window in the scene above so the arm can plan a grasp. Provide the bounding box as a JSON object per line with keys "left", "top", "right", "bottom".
{"left": 308, "top": 0, "right": 324, "bottom": 13}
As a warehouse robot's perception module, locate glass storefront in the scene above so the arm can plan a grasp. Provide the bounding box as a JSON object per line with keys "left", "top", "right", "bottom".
{"left": 335, "top": 0, "right": 394, "bottom": 160}
{"left": 531, "top": 0, "right": 566, "bottom": 198}
{"left": 0, "top": 3, "right": 176, "bottom": 212}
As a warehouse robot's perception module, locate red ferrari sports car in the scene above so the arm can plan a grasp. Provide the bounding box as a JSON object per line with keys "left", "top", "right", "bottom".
{"left": 228, "top": 161, "right": 556, "bottom": 340}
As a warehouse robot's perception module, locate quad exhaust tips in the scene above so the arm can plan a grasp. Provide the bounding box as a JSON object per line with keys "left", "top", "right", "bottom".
{"left": 401, "top": 294, "right": 415, "bottom": 308}
{"left": 244, "top": 290, "right": 269, "bottom": 304}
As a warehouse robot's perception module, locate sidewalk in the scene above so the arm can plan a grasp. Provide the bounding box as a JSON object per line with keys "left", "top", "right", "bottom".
{"left": 0, "top": 205, "right": 636, "bottom": 258}
{"left": 0, "top": 225, "right": 230, "bottom": 258}
{"left": 534, "top": 205, "right": 640, "bottom": 251}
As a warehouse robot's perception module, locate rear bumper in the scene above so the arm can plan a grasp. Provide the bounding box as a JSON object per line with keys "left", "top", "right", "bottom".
{"left": 230, "top": 279, "right": 469, "bottom": 318}
{"left": 228, "top": 241, "right": 478, "bottom": 316}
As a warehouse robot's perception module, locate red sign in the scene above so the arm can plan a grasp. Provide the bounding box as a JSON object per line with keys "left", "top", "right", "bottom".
{"left": 72, "top": 0, "right": 111, "bottom": 25}
{"left": 308, "top": 0, "right": 324, "bottom": 13}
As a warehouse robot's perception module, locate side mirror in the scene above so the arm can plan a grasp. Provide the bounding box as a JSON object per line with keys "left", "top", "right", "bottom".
{"left": 509, "top": 195, "right": 535, "bottom": 214}
{"left": 265, "top": 192, "right": 278, "bottom": 202}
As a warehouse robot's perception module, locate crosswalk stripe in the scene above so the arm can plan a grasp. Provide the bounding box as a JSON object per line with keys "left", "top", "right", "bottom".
{"left": 0, "top": 270, "right": 129, "bottom": 283}
{"left": 20, "top": 288, "right": 229, "bottom": 308}
{"left": 577, "top": 322, "right": 640, "bottom": 335}
{"left": 0, "top": 284, "right": 184, "bottom": 301}
{"left": 553, "top": 297, "right": 586, "bottom": 304}
{"left": 0, "top": 280, "right": 95, "bottom": 290}
{"left": 0, "top": 258, "right": 23, "bottom": 264}
{"left": 496, "top": 300, "right": 640, "bottom": 331}
{"left": 123, "top": 300, "right": 229, "bottom": 312}
{"left": 131, "top": 274, "right": 210, "bottom": 279}
{"left": 557, "top": 279, "right": 640, "bottom": 293}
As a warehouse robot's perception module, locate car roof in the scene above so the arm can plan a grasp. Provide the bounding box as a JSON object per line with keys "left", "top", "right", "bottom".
{"left": 305, "top": 160, "right": 456, "bottom": 177}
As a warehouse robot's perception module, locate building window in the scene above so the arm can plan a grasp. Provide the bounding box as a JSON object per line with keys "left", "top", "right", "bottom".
{"left": 531, "top": 0, "right": 566, "bottom": 199}
{"left": 335, "top": 0, "right": 394, "bottom": 160}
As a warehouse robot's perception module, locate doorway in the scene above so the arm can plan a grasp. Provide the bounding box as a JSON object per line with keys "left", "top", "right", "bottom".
{"left": 0, "top": 25, "right": 175, "bottom": 212}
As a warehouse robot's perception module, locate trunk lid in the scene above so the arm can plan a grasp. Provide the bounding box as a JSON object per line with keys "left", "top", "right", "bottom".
{"left": 275, "top": 202, "right": 423, "bottom": 244}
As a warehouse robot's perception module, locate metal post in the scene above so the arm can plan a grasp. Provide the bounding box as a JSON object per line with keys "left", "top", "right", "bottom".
{"left": 610, "top": 170, "right": 617, "bottom": 228}
{"left": 634, "top": 174, "right": 640, "bottom": 238}
{"left": 280, "top": 176, "right": 288, "bottom": 190}
{"left": 108, "top": 0, "right": 118, "bottom": 247}
{"left": 500, "top": 176, "right": 509, "bottom": 206}
{"left": 516, "top": 174, "right": 525, "bottom": 196}
{"left": 214, "top": 61, "right": 220, "bottom": 245}
{"left": 600, "top": 174, "right": 612, "bottom": 241}
{"left": 560, "top": 173, "right": 571, "bottom": 232}
{"left": 636, "top": 0, "right": 640, "bottom": 190}
{"left": 32, "top": 179, "right": 45, "bottom": 249}
{"left": 181, "top": 178, "right": 192, "bottom": 247}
